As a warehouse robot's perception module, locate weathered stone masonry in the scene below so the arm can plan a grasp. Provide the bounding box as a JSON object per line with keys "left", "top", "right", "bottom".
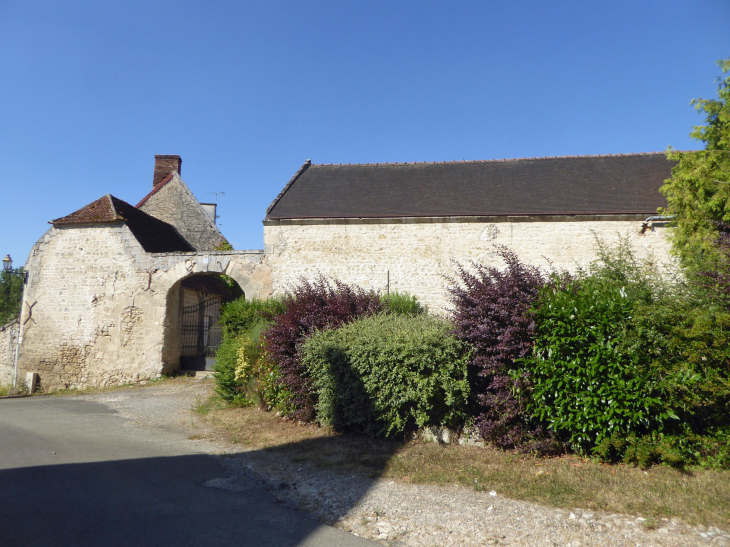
{"left": 15, "top": 152, "right": 676, "bottom": 390}
{"left": 263, "top": 216, "right": 673, "bottom": 313}
{"left": 16, "top": 222, "right": 270, "bottom": 390}
{"left": 0, "top": 319, "right": 19, "bottom": 386}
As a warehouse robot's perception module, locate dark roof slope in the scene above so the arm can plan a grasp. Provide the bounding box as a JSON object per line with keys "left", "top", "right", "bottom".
{"left": 266, "top": 153, "right": 674, "bottom": 220}
{"left": 52, "top": 194, "right": 194, "bottom": 253}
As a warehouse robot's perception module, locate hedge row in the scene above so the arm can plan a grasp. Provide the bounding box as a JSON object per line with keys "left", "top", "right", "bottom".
{"left": 214, "top": 237, "right": 730, "bottom": 468}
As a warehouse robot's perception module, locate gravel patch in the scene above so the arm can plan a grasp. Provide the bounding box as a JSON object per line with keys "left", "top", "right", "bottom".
{"left": 65, "top": 379, "right": 729, "bottom": 547}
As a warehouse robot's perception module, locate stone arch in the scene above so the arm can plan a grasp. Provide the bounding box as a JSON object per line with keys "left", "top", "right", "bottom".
{"left": 155, "top": 252, "right": 271, "bottom": 372}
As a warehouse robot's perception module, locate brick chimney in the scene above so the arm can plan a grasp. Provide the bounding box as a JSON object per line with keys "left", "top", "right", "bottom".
{"left": 153, "top": 155, "right": 182, "bottom": 187}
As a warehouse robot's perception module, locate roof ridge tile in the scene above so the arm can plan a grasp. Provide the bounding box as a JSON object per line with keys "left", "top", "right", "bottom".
{"left": 310, "top": 151, "right": 669, "bottom": 167}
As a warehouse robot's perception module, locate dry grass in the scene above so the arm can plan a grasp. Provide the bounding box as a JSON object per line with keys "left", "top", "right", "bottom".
{"left": 201, "top": 397, "right": 730, "bottom": 530}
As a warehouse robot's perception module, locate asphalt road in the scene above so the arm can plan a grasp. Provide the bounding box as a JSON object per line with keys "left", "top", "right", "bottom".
{"left": 0, "top": 396, "right": 377, "bottom": 547}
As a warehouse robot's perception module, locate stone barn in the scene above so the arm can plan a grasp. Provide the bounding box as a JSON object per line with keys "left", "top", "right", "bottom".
{"left": 8, "top": 152, "right": 676, "bottom": 391}
{"left": 264, "top": 153, "right": 675, "bottom": 311}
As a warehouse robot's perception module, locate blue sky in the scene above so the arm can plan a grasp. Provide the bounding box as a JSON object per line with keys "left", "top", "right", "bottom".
{"left": 1, "top": 1, "right": 729, "bottom": 265}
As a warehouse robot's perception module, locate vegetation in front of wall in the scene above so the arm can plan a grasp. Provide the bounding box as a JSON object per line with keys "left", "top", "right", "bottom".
{"left": 260, "top": 276, "right": 384, "bottom": 422}
{"left": 212, "top": 235, "right": 730, "bottom": 471}
{"left": 660, "top": 58, "right": 730, "bottom": 270}
{"left": 515, "top": 276, "right": 669, "bottom": 454}
{"left": 300, "top": 313, "right": 471, "bottom": 438}
{"left": 447, "top": 247, "right": 556, "bottom": 453}
{"left": 213, "top": 281, "right": 431, "bottom": 426}
{"left": 0, "top": 267, "right": 24, "bottom": 325}
{"left": 512, "top": 239, "right": 730, "bottom": 469}
{"left": 213, "top": 296, "right": 284, "bottom": 406}
{"left": 380, "top": 291, "right": 427, "bottom": 316}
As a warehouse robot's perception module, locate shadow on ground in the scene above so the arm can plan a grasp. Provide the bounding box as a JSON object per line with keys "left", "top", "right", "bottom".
{"left": 0, "top": 447, "right": 396, "bottom": 547}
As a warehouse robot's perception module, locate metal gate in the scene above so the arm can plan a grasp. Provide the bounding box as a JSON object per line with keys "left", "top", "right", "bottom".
{"left": 180, "top": 295, "right": 223, "bottom": 370}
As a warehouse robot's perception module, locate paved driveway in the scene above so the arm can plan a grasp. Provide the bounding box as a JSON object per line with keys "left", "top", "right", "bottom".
{"left": 0, "top": 395, "right": 377, "bottom": 547}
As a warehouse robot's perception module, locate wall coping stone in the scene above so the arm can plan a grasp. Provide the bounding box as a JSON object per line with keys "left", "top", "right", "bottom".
{"left": 148, "top": 250, "right": 263, "bottom": 257}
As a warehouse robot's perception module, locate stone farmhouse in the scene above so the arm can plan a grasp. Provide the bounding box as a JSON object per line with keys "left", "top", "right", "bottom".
{"left": 3, "top": 152, "right": 675, "bottom": 391}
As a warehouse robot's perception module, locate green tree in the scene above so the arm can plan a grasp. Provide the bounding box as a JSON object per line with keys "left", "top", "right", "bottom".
{"left": 660, "top": 58, "right": 730, "bottom": 269}
{"left": 0, "top": 268, "right": 24, "bottom": 325}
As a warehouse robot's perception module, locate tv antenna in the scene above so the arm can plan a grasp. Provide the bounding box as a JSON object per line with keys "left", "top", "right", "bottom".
{"left": 204, "top": 192, "right": 225, "bottom": 204}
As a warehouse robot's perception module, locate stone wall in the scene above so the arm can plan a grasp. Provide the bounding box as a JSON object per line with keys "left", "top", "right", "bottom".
{"left": 0, "top": 319, "right": 19, "bottom": 386}
{"left": 138, "top": 173, "right": 225, "bottom": 251}
{"left": 263, "top": 215, "right": 674, "bottom": 313}
{"left": 18, "top": 223, "right": 269, "bottom": 391}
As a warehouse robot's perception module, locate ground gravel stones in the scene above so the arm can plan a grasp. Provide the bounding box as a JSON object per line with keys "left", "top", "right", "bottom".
{"left": 68, "top": 380, "right": 729, "bottom": 547}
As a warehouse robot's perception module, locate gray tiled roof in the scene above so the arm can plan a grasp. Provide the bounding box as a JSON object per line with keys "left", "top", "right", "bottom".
{"left": 266, "top": 153, "right": 674, "bottom": 220}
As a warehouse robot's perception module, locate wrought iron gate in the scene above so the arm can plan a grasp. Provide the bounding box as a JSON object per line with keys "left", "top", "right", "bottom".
{"left": 181, "top": 295, "right": 223, "bottom": 365}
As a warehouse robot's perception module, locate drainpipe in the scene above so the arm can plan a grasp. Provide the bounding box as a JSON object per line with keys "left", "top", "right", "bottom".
{"left": 641, "top": 215, "right": 675, "bottom": 233}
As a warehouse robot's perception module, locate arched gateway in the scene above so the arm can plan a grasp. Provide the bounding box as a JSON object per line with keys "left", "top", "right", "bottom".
{"left": 11, "top": 155, "right": 273, "bottom": 391}
{"left": 16, "top": 234, "right": 272, "bottom": 391}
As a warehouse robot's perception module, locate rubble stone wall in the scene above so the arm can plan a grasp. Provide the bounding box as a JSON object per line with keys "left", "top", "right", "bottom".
{"left": 0, "top": 319, "right": 19, "bottom": 386}
{"left": 138, "top": 173, "right": 225, "bottom": 251}
{"left": 263, "top": 216, "right": 674, "bottom": 313}
{"left": 17, "top": 224, "right": 268, "bottom": 391}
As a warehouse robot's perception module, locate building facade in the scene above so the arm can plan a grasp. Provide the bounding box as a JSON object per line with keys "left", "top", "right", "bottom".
{"left": 6, "top": 152, "right": 676, "bottom": 390}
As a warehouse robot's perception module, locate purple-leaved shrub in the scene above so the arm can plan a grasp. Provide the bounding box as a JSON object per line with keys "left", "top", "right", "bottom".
{"left": 262, "top": 276, "right": 382, "bottom": 422}
{"left": 448, "top": 246, "right": 552, "bottom": 450}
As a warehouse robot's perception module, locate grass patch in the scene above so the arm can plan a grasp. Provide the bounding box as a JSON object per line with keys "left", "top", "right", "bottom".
{"left": 201, "top": 404, "right": 730, "bottom": 530}
{"left": 0, "top": 384, "right": 9, "bottom": 397}
{"left": 193, "top": 392, "right": 227, "bottom": 415}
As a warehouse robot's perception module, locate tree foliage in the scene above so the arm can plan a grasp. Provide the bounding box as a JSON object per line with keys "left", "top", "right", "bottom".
{"left": 661, "top": 58, "right": 730, "bottom": 268}
{"left": 0, "top": 268, "right": 24, "bottom": 325}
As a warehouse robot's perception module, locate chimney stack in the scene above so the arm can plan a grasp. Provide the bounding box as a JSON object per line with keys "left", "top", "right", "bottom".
{"left": 153, "top": 155, "right": 182, "bottom": 187}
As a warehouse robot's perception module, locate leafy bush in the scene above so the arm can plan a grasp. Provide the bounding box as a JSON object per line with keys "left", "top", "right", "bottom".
{"left": 381, "top": 291, "right": 427, "bottom": 316}
{"left": 213, "top": 334, "right": 249, "bottom": 405}
{"left": 214, "top": 297, "right": 283, "bottom": 404}
{"left": 219, "top": 297, "right": 284, "bottom": 338}
{"left": 511, "top": 238, "right": 730, "bottom": 465}
{"left": 447, "top": 247, "right": 550, "bottom": 450}
{"left": 262, "top": 276, "right": 383, "bottom": 421}
{"left": 516, "top": 277, "right": 672, "bottom": 453}
{"left": 300, "top": 313, "right": 471, "bottom": 438}
{"left": 595, "top": 427, "right": 730, "bottom": 469}
{"left": 251, "top": 354, "right": 295, "bottom": 413}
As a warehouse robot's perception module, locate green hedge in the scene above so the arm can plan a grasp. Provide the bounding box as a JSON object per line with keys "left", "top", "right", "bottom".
{"left": 515, "top": 278, "right": 670, "bottom": 453}
{"left": 214, "top": 297, "right": 283, "bottom": 405}
{"left": 300, "top": 313, "right": 471, "bottom": 438}
{"left": 511, "top": 239, "right": 730, "bottom": 467}
{"left": 218, "top": 297, "right": 284, "bottom": 338}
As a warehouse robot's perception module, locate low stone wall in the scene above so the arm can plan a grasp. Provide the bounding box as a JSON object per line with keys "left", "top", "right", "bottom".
{"left": 0, "top": 319, "right": 19, "bottom": 386}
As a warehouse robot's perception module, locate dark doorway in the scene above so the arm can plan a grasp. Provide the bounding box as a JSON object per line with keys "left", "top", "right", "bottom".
{"left": 178, "top": 275, "right": 240, "bottom": 371}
